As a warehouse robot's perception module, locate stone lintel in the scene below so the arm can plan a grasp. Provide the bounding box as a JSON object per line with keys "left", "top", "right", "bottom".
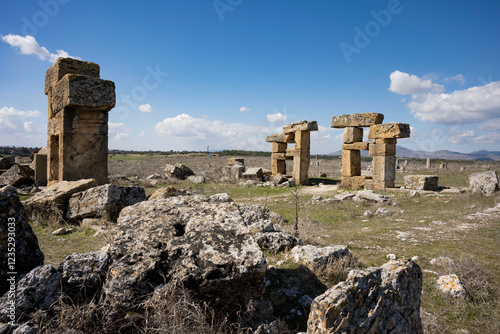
{"left": 342, "top": 142, "right": 369, "bottom": 151}
{"left": 331, "top": 113, "right": 384, "bottom": 128}
{"left": 45, "top": 57, "right": 100, "bottom": 94}
{"left": 282, "top": 120, "right": 318, "bottom": 134}
{"left": 368, "top": 123, "right": 411, "bottom": 139}
{"left": 266, "top": 133, "right": 286, "bottom": 143}
{"left": 50, "top": 74, "right": 116, "bottom": 114}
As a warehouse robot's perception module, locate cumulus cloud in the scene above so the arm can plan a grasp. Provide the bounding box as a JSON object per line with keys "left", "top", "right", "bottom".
{"left": 408, "top": 81, "right": 500, "bottom": 124}
{"left": 442, "top": 74, "right": 466, "bottom": 85}
{"left": 109, "top": 122, "right": 131, "bottom": 140}
{"left": 389, "top": 70, "right": 444, "bottom": 95}
{"left": 267, "top": 113, "right": 288, "bottom": 123}
{"left": 448, "top": 128, "right": 476, "bottom": 144}
{"left": 473, "top": 131, "right": 500, "bottom": 144}
{"left": 1, "top": 34, "right": 79, "bottom": 63}
{"left": 239, "top": 107, "right": 251, "bottom": 112}
{"left": 138, "top": 104, "right": 153, "bottom": 113}
{"left": 0, "top": 107, "right": 41, "bottom": 131}
{"left": 479, "top": 118, "right": 500, "bottom": 131}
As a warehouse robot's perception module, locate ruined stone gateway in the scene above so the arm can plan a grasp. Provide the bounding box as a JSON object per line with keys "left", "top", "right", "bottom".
{"left": 332, "top": 113, "right": 410, "bottom": 190}
{"left": 45, "top": 58, "right": 116, "bottom": 186}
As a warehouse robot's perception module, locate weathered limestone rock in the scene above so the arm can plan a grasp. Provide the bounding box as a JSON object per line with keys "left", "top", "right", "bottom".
{"left": 0, "top": 157, "right": 14, "bottom": 170}
{"left": 255, "top": 231, "right": 302, "bottom": 253}
{"left": 103, "top": 194, "right": 267, "bottom": 324}
{"left": 342, "top": 142, "right": 369, "bottom": 151}
{"left": 266, "top": 133, "right": 287, "bottom": 143}
{"left": 149, "top": 186, "right": 190, "bottom": 200}
{"left": 0, "top": 165, "right": 34, "bottom": 187}
{"left": 369, "top": 143, "right": 396, "bottom": 156}
{"left": 372, "top": 155, "right": 396, "bottom": 187}
{"left": 163, "top": 163, "right": 194, "bottom": 180}
{"left": 308, "top": 259, "right": 423, "bottom": 334}
{"left": 368, "top": 122, "right": 411, "bottom": 139}
{"left": 282, "top": 120, "right": 318, "bottom": 134}
{"left": 426, "top": 158, "right": 431, "bottom": 169}
{"left": 243, "top": 167, "right": 264, "bottom": 180}
{"left": 334, "top": 192, "right": 355, "bottom": 201}
{"left": 30, "top": 148, "right": 47, "bottom": 186}
{"left": 404, "top": 175, "right": 439, "bottom": 191}
{"left": 227, "top": 158, "right": 244, "bottom": 166}
{"left": 291, "top": 245, "right": 351, "bottom": 270}
{"left": 66, "top": 184, "right": 146, "bottom": 221}
{"left": 187, "top": 175, "right": 205, "bottom": 184}
{"left": 0, "top": 187, "right": 44, "bottom": 296}
{"left": 353, "top": 190, "right": 389, "bottom": 203}
{"left": 45, "top": 58, "right": 115, "bottom": 186}
{"left": 469, "top": 171, "right": 499, "bottom": 196}
{"left": 331, "top": 113, "right": 384, "bottom": 128}
{"left": 437, "top": 274, "right": 470, "bottom": 298}
{"left": 23, "top": 179, "right": 97, "bottom": 223}
{"left": 342, "top": 127, "right": 363, "bottom": 143}
{"left": 429, "top": 257, "right": 455, "bottom": 268}
{"left": 341, "top": 150, "right": 361, "bottom": 177}
{"left": 341, "top": 175, "right": 370, "bottom": 190}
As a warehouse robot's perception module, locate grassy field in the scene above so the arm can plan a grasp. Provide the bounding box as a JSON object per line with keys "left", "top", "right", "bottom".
{"left": 28, "top": 156, "right": 500, "bottom": 333}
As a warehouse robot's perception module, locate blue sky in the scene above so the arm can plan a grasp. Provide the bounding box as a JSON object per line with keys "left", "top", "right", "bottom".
{"left": 1, "top": 0, "right": 499, "bottom": 154}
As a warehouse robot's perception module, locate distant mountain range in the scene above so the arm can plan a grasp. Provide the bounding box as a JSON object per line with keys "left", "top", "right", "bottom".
{"left": 327, "top": 146, "right": 500, "bottom": 161}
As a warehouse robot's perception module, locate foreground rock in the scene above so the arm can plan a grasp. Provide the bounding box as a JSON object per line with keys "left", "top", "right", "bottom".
{"left": 163, "top": 163, "right": 194, "bottom": 180}
{"left": 404, "top": 175, "right": 439, "bottom": 191}
{"left": 353, "top": 190, "right": 389, "bottom": 203}
{"left": 291, "top": 245, "right": 351, "bottom": 270}
{"left": 436, "top": 274, "right": 470, "bottom": 299}
{"left": 308, "top": 259, "right": 423, "bottom": 334}
{"left": 0, "top": 164, "right": 34, "bottom": 187}
{"left": 23, "top": 179, "right": 97, "bottom": 224}
{"left": 66, "top": 184, "right": 146, "bottom": 221}
{"left": 0, "top": 187, "right": 44, "bottom": 296}
{"left": 103, "top": 194, "right": 268, "bottom": 328}
{"left": 469, "top": 171, "right": 499, "bottom": 196}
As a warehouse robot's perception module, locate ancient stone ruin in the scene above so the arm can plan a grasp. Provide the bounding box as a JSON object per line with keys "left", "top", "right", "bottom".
{"left": 266, "top": 120, "right": 318, "bottom": 185}
{"left": 331, "top": 113, "right": 410, "bottom": 190}
{"left": 45, "top": 58, "right": 116, "bottom": 186}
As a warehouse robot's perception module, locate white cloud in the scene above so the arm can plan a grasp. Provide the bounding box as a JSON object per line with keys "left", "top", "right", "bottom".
{"left": 239, "top": 107, "right": 251, "bottom": 112}
{"left": 138, "top": 104, "right": 153, "bottom": 113}
{"left": 267, "top": 113, "right": 288, "bottom": 123}
{"left": 408, "top": 81, "right": 500, "bottom": 124}
{"left": 138, "top": 130, "right": 147, "bottom": 137}
{"left": 442, "top": 74, "right": 466, "bottom": 85}
{"left": 389, "top": 70, "right": 444, "bottom": 95}
{"left": 1, "top": 34, "right": 79, "bottom": 63}
{"left": 448, "top": 128, "right": 476, "bottom": 144}
{"left": 473, "top": 131, "right": 500, "bottom": 144}
{"left": 0, "top": 107, "right": 41, "bottom": 131}
{"left": 108, "top": 122, "right": 131, "bottom": 140}
{"left": 479, "top": 118, "right": 500, "bottom": 131}
{"left": 23, "top": 121, "right": 36, "bottom": 133}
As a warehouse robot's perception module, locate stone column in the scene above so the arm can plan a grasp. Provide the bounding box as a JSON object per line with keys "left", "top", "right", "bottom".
{"left": 45, "top": 58, "right": 115, "bottom": 186}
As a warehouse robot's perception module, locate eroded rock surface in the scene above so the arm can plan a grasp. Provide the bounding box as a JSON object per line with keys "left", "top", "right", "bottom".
{"left": 308, "top": 259, "right": 423, "bottom": 334}
{"left": 469, "top": 171, "right": 499, "bottom": 196}
{"left": 0, "top": 165, "right": 34, "bottom": 187}
{"left": 163, "top": 163, "right": 194, "bottom": 180}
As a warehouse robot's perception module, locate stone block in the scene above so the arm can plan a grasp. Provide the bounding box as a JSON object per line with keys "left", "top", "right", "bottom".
{"left": 231, "top": 165, "right": 245, "bottom": 179}
{"left": 343, "top": 126, "right": 363, "bottom": 143}
{"left": 341, "top": 149, "right": 361, "bottom": 177}
{"left": 341, "top": 175, "right": 370, "bottom": 190}
{"left": 226, "top": 158, "right": 244, "bottom": 166}
{"left": 372, "top": 155, "right": 396, "bottom": 182}
{"left": 271, "top": 142, "right": 287, "bottom": 153}
{"left": 271, "top": 158, "right": 286, "bottom": 175}
{"left": 404, "top": 175, "right": 439, "bottom": 191}
{"left": 369, "top": 143, "right": 396, "bottom": 156}
{"left": 375, "top": 138, "right": 396, "bottom": 144}
{"left": 265, "top": 133, "right": 286, "bottom": 143}
{"left": 49, "top": 74, "right": 116, "bottom": 115}
{"left": 293, "top": 155, "right": 310, "bottom": 185}
{"left": 331, "top": 113, "right": 384, "bottom": 128}
{"left": 242, "top": 167, "right": 263, "bottom": 179}
{"left": 368, "top": 122, "right": 411, "bottom": 139}
{"left": 342, "top": 142, "right": 369, "bottom": 150}
{"left": 33, "top": 153, "right": 47, "bottom": 186}
{"left": 45, "top": 57, "right": 100, "bottom": 94}
{"left": 282, "top": 120, "right": 318, "bottom": 134}
{"left": 469, "top": 171, "right": 499, "bottom": 196}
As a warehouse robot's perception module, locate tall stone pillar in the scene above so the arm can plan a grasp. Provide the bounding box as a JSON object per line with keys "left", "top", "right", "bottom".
{"left": 45, "top": 58, "right": 115, "bottom": 186}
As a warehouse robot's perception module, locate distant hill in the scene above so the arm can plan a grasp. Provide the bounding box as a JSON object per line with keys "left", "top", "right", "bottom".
{"left": 327, "top": 146, "right": 500, "bottom": 161}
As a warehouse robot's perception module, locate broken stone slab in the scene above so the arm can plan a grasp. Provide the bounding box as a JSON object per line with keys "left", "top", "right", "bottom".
{"left": 282, "top": 120, "right": 318, "bottom": 134}
{"left": 265, "top": 133, "right": 294, "bottom": 143}
{"left": 291, "top": 245, "right": 351, "bottom": 270}
{"left": 307, "top": 259, "right": 423, "bottom": 334}
{"left": 50, "top": 74, "right": 116, "bottom": 114}
{"left": 255, "top": 231, "right": 302, "bottom": 253}
{"left": 368, "top": 122, "right": 411, "bottom": 139}
{"left": 23, "top": 179, "right": 98, "bottom": 224}
{"left": 66, "top": 184, "right": 146, "bottom": 222}
{"left": 469, "top": 171, "right": 499, "bottom": 196}
{"left": 242, "top": 167, "right": 264, "bottom": 179}
{"left": 0, "top": 157, "right": 14, "bottom": 170}
{"left": 331, "top": 113, "right": 384, "bottom": 128}
{"left": 187, "top": 175, "right": 205, "bottom": 184}
{"left": 45, "top": 57, "right": 100, "bottom": 94}
{"left": 342, "top": 142, "right": 369, "bottom": 150}
{"left": 404, "top": 175, "right": 439, "bottom": 191}
{"left": 149, "top": 186, "right": 190, "bottom": 200}
{"left": 0, "top": 164, "right": 34, "bottom": 187}
{"left": 334, "top": 192, "right": 356, "bottom": 201}
{"left": 273, "top": 173, "right": 288, "bottom": 185}
{"left": 353, "top": 190, "right": 389, "bottom": 203}
{"left": 163, "top": 163, "right": 195, "bottom": 180}
{"left": 436, "top": 274, "right": 470, "bottom": 298}
{"left": 0, "top": 186, "right": 44, "bottom": 296}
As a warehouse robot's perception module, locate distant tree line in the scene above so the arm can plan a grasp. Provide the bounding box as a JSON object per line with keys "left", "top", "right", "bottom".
{"left": 218, "top": 150, "right": 272, "bottom": 157}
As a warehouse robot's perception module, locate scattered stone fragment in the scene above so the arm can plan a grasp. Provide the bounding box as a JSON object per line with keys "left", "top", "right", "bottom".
{"left": 404, "top": 175, "right": 439, "bottom": 191}
{"left": 149, "top": 186, "right": 190, "bottom": 200}
{"left": 273, "top": 173, "right": 288, "bottom": 185}
{"left": 437, "top": 274, "right": 470, "bottom": 298}
{"left": 334, "top": 192, "right": 355, "bottom": 201}
{"left": 0, "top": 164, "right": 34, "bottom": 187}
{"left": 469, "top": 171, "right": 499, "bottom": 196}
{"left": 163, "top": 163, "right": 195, "bottom": 180}
{"left": 186, "top": 175, "right": 205, "bottom": 184}
{"left": 430, "top": 257, "right": 455, "bottom": 268}
{"left": 307, "top": 259, "right": 423, "bottom": 334}
{"left": 353, "top": 190, "right": 389, "bottom": 203}
{"left": 291, "top": 245, "right": 351, "bottom": 270}
{"left": 255, "top": 231, "right": 302, "bottom": 253}
{"left": 375, "top": 207, "right": 390, "bottom": 215}
{"left": 242, "top": 167, "right": 264, "bottom": 180}
{"left": 386, "top": 253, "right": 397, "bottom": 260}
